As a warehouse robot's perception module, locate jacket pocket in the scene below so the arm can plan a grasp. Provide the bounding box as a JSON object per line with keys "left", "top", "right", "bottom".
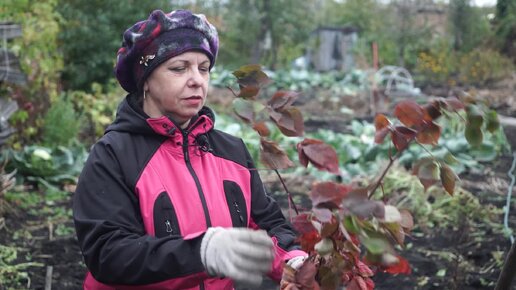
{"left": 223, "top": 181, "right": 248, "bottom": 227}
{"left": 153, "top": 192, "right": 181, "bottom": 238}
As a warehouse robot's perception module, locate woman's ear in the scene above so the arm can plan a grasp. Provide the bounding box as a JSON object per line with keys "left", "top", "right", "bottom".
{"left": 143, "top": 81, "right": 149, "bottom": 92}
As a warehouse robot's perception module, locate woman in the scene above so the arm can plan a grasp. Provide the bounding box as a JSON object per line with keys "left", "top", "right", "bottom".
{"left": 73, "top": 9, "right": 306, "bottom": 290}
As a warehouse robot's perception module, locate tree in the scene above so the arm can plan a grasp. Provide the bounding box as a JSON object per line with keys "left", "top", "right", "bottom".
{"left": 494, "top": 0, "right": 516, "bottom": 60}
{"left": 219, "top": 0, "right": 317, "bottom": 69}
{"left": 449, "top": 0, "right": 492, "bottom": 52}
{"left": 57, "top": 0, "right": 170, "bottom": 91}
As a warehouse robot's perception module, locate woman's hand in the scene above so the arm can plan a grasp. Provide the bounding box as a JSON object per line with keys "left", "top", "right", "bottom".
{"left": 200, "top": 227, "right": 274, "bottom": 287}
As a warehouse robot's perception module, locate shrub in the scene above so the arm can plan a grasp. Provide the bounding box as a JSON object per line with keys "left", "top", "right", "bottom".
{"left": 42, "top": 94, "right": 83, "bottom": 148}
{"left": 457, "top": 49, "right": 514, "bottom": 86}
{"left": 414, "top": 41, "right": 457, "bottom": 86}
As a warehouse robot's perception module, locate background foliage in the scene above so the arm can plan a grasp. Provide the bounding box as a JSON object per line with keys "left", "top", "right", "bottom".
{"left": 57, "top": 0, "right": 171, "bottom": 91}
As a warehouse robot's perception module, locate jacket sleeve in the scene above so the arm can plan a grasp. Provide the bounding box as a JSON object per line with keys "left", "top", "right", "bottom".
{"left": 243, "top": 141, "right": 307, "bottom": 281}
{"left": 73, "top": 139, "right": 205, "bottom": 285}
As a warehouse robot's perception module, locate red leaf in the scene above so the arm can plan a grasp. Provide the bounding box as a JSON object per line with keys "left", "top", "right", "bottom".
{"left": 292, "top": 213, "right": 317, "bottom": 234}
{"left": 347, "top": 276, "right": 373, "bottom": 290}
{"left": 268, "top": 90, "right": 299, "bottom": 110}
{"left": 416, "top": 121, "right": 441, "bottom": 145}
{"left": 237, "top": 86, "right": 260, "bottom": 100}
{"left": 260, "top": 138, "right": 294, "bottom": 169}
{"left": 269, "top": 107, "right": 305, "bottom": 137}
{"left": 299, "top": 231, "right": 321, "bottom": 253}
{"left": 395, "top": 126, "right": 417, "bottom": 138}
{"left": 295, "top": 258, "right": 319, "bottom": 289}
{"left": 313, "top": 207, "right": 334, "bottom": 223}
{"left": 232, "top": 64, "right": 272, "bottom": 88}
{"left": 365, "top": 278, "right": 374, "bottom": 290}
{"left": 342, "top": 189, "right": 385, "bottom": 219}
{"left": 233, "top": 98, "right": 255, "bottom": 123}
{"left": 297, "top": 138, "right": 339, "bottom": 174}
{"left": 422, "top": 101, "right": 442, "bottom": 121}
{"left": 382, "top": 256, "right": 411, "bottom": 275}
{"left": 391, "top": 129, "right": 409, "bottom": 151}
{"left": 393, "top": 100, "right": 424, "bottom": 127}
{"left": 310, "top": 181, "right": 353, "bottom": 208}
{"left": 252, "top": 122, "right": 270, "bottom": 137}
{"left": 357, "top": 260, "right": 374, "bottom": 277}
{"left": 374, "top": 114, "right": 390, "bottom": 130}
{"left": 374, "top": 127, "right": 390, "bottom": 144}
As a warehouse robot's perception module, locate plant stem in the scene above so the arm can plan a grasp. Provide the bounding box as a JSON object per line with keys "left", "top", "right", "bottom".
{"left": 416, "top": 141, "right": 435, "bottom": 157}
{"left": 274, "top": 169, "right": 299, "bottom": 215}
{"left": 368, "top": 141, "right": 411, "bottom": 199}
{"left": 368, "top": 155, "right": 397, "bottom": 199}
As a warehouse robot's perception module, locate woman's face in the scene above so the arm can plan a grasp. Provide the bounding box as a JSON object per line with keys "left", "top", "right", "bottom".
{"left": 143, "top": 51, "right": 210, "bottom": 126}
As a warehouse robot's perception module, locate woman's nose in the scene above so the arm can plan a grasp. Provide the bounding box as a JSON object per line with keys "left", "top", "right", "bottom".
{"left": 187, "top": 68, "right": 204, "bottom": 87}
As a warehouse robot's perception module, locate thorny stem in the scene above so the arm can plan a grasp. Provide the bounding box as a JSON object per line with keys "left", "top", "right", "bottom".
{"left": 274, "top": 169, "right": 299, "bottom": 217}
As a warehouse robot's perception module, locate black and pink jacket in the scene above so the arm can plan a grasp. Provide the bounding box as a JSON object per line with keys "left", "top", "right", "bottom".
{"left": 73, "top": 94, "right": 305, "bottom": 289}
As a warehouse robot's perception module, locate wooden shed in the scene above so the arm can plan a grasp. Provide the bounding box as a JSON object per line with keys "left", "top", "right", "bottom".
{"left": 307, "top": 26, "right": 358, "bottom": 72}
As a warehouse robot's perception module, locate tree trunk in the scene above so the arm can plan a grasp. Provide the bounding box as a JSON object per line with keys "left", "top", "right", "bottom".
{"left": 495, "top": 241, "right": 516, "bottom": 290}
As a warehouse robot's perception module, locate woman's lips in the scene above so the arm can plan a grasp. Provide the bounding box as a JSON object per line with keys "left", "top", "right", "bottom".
{"left": 183, "top": 96, "right": 203, "bottom": 105}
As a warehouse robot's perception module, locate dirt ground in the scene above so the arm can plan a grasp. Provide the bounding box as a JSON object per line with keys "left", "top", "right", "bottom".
{"left": 1, "top": 75, "right": 516, "bottom": 290}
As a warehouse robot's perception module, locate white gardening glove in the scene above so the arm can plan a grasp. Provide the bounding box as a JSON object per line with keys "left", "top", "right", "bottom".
{"left": 286, "top": 256, "right": 308, "bottom": 270}
{"left": 200, "top": 227, "right": 274, "bottom": 287}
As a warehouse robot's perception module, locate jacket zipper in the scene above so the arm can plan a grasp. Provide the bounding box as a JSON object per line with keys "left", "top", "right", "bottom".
{"left": 165, "top": 220, "right": 173, "bottom": 234}
{"left": 180, "top": 121, "right": 211, "bottom": 289}
{"left": 233, "top": 201, "right": 244, "bottom": 225}
{"left": 182, "top": 126, "right": 212, "bottom": 228}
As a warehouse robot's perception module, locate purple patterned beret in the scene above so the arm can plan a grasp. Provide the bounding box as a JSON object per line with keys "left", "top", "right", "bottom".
{"left": 115, "top": 10, "right": 219, "bottom": 93}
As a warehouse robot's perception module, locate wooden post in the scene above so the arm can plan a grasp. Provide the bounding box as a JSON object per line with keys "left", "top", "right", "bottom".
{"left": 372, "top": 42, "right": 378, "bottom": 71}
{"left": 371, "top": 42, "right": 379, "bottom": 114}
{"left": 45, "top": 265, "right": 53, "bottom": 290}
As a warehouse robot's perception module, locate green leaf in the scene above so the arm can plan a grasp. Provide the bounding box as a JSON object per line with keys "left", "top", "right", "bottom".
{"left": 361, "top": 235, "right": 391, "bottom": 255}
{"left": 439, "top": 163, "right": 457, "bottom": 196}
{"left": 465, "top": 125, "right": 483, "bottom": 146}
{"left": 466, "top": 104, "right": 483, "bottom": 128}
{"left": 485, "top": 109, "right": 500, "bottom": 133}
{"left": 232, "top": 64, "right": 272, "bottom": 88}
{"left": 343, "top": 216, "right": 360, "bottom": 234}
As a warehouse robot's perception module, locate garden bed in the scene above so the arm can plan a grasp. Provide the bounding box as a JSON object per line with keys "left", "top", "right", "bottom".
{"left": 1, "top": 77, "right": 516, "bottom": 290}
